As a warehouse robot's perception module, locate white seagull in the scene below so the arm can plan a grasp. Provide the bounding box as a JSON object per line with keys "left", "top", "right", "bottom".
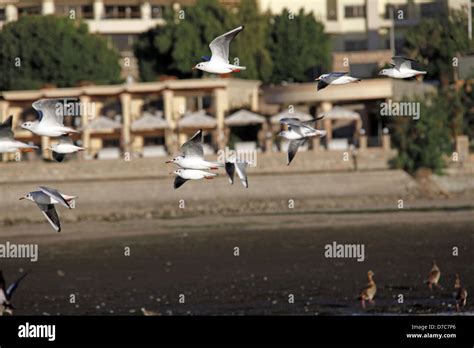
{"left": 225, "top": 161, "right": 249, "bottom": 188}
{"left": 379, "top": 56, "right": 427, "bottom": 79}
{"left": 193, "top": 26, "right": 246, "bottom": 74}
{"left": 0, "top": 116, "right": 38, "bottom": 153}
{"left": 171, "top": 168, "right": 218, "bottom": 189}
{"left": 19, "top": 186, "right": 77, "bottom": 232}
{"left": 166, "top": 129, "right": 223, "bottom": 170}
{"left": 278, "top": 116, "right": 326, "bottom": 165}
{"left": 314, "top": 72, "right": 361, "bottom": 91}
{"left": 21, "top": 98, "right": 80, "bottom": 137}
{"left": 49, "top": 136, "right": 86, "bottom": 162}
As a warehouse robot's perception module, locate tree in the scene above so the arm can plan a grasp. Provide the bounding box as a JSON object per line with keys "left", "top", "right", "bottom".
{"left": 388, "top": 94, "right": 452, "bottom": 174}
{"left": 267, "top": 8, "right": 330, "bottom": 84}
{"left": 403, "top": 9, "right": 473, "bottom": 86}
{"left": 0, "top": 16, "right": 121, "bottom": 91}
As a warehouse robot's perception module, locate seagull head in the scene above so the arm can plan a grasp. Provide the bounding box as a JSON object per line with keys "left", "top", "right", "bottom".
{"left": 19, "top": 193, "right": 34, "bottom": 202}
{"left": 193, "top": 62, "right": 207, "bottom": 71}
{"left": 166, "top": 155, "right": 184, "bottom": 164}
{"left": 171, "top": 168, "right": 183, "bottom": 176}
{"left": 314, "top": 74, "right": 328, "bottom": 82}
{"left": 20, "top": 121, "right": 36, "bottom": 131}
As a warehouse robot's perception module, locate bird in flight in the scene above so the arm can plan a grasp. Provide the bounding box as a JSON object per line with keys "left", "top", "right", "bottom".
{"left": 0, "top": 116, "right": 38, "bottom": 154}
{"left": 379, "top": 56, "right": 426, "bottom": 79}
{"left": 278, "top": 115, "right": 326, "bottom": 165}
{"left": 314, "top": 72, "right": 361, "bottom": 91}
{"left": 193, "top": 26, "right": 246, "bottom": 74}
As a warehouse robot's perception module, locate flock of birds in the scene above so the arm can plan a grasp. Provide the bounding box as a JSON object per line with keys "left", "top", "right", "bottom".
{"left": 1, "top": 25, "right": 465, "bottom": 316}
{"left": 358, "top": 261, "right": 468, "bottom": 312}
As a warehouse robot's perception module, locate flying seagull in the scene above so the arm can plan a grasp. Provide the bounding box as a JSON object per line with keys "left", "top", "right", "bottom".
{"left": 379, "top": 56, "right": 427, "bottom": 79}
{"left": 0, "top": 270, "right": 29, "bottom": 315}
{"left": 21, "top": 98, "right": 80, "bottom": 137}
{"left": 278, "top": 115, "right": 326, "bottom": 165}
{"left": 49, "top": 136, "right": 86, "bottom": 162}
{"left": 171, "top": 168, "right": 217, "bottom": 189}
{"left": 225, "top": 161, "right": 249, "bottom": 188}
{"left": 0, "top": 116, "right": 38, "bottom": 153}
{"left": 314, "top": 72, "right": 361, "bottom": 90}
{"left": 166, "top": 129, "right": 223, "bottom": 170}
{"left": 193, "top": 26, "right": 246, "bottom": 74}
{"left": 19, "top": 186, "right": 77, "bottom": 232}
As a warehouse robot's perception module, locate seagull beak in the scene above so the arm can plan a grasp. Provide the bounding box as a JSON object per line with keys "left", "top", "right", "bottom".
{"left": 192, "top": 66, "right": 197, "bottom": 70}
{"left": 169, "top": 172, "right": 175, "bottom": 175}
{"left": 19, "top": 196, "right": 25, "bottom": 200}
{"left": 165, "top": 160, "right": 173, "bottom": 164}
{"left": 314, "top": 78, "right": 320, "bottom": 81}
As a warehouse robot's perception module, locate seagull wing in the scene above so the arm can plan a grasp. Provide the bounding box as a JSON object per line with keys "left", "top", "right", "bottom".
{"left": 38, "top": 186, "right": 70, "bottom": 209}
{"left": 391, "top": 56, "right": 417, "bottom": 71}
{"left": 38, "top": 204, "right": 61, "bottom": 232}
{"left": 0, "top": 272, "right": 7, "bottom": 304}
{"left": 174, "top": 176, "right": 188, "bottom": 189}
{"left": 209, "top": 26, "right": 244, "bottom": 64}
{"left": 180, "top": 129, "right": 204, "bottom": 158}
{"left": 317, "top": 80, "right": 329, "bottom": 90}
{"left": 6, "top": 272, "right": 29, "bottom": 300}
{"left": 280, "top": 118, "right": 316, "bottom": 132}
{"left": 302, "top": 115, "right": 325, "bottom": 126}
{"left": 225, "top": 162, "right": 235, "bottom": 185}
{"left": 0, "top": 116, "right": 14, "bottom": 140}
{"left": 287, "top": 138, "right": 307, "bottom": 165}
{"left": 234, "top": 162, "right": 248, "bottom": 188}
{"left": 52, "top": 151, "right": 65, "bottom": 162}
{"left": 327, "top": 72, "right": 348, "bottom": 81}
{"left": 33, "top": 98, "right": 65, "bottom": 126}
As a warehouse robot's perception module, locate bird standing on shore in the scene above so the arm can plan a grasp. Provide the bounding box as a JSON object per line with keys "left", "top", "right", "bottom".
{"left": 454, "top": 273, "right": 468, "bottom": 312}
{"left": 426, "top": 260, "right": 441, "bottom": 290}
{"left": 21, "top": 98, "right": 80, "bottom": 137}
{"left": 358, "top": 270, "right": 377, "bottom": 309}
{"left": 193, "top": 26, "right": 246, "bottom": 74}
{"left": 19, "top": 186, "right": 77, "bottom": 232}
{"left": 0, "top": 270, "right": 29, "bottom": 315}
{"left": 379, "top": 56, "right": 427, "bottom": 79}
{"left": 278, "top": 115, "right": 326, "bottom": 165}
{"left": 314, "top": 72, "right": 361, "bottom": 91}
{"left": 0, "top": 116, "right": 38, "bottom": 154}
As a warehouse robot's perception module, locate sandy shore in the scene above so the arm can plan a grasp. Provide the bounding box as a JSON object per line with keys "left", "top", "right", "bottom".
{"left": 1, "top": 208, "right": 472, "bottom": 315}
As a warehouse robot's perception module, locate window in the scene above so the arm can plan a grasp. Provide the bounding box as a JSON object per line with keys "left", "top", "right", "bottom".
{"left": 55, "top": 5, "right": 93, "bottom": 19}
{"left": 344, "top": 5, "right": 365, "bottom": 18}
{"left": 18, "top": 6, "right": 41, "bottom": 17}
{"left": 151, "top": 5, "right": 165, "bottom": 19}
{"left": 108, "top": 34, "right": 137, "bottom": 52}
{"left": 344, "top": 40, "right": 367, "bottom": 51}
{"left": 104, "top": 5, "right": 140, "bottom": 19}
{"left": 0, "top": 8, "right": 6, "bottom": 21}
{"left": 326, "top": 0, "right": 337, "bottom": 21}
{"left": 420, "top": 3, "right": 443, "bottom": 18}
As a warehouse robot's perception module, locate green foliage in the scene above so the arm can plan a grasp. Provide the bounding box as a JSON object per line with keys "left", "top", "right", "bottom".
{"left": 404, "top": 9, "right": 473, "bottom": 85}
{"left": 267, "top": 8, "right": 330, "bottom": 83}
{"left": 388, "top": 94, "right": 452, "bottom": 174}
{"left": 0, "top": 16, "right": 121, "bottom": 91}
{"left": 134, "top": 1, "right": 330, "bottom": 84}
